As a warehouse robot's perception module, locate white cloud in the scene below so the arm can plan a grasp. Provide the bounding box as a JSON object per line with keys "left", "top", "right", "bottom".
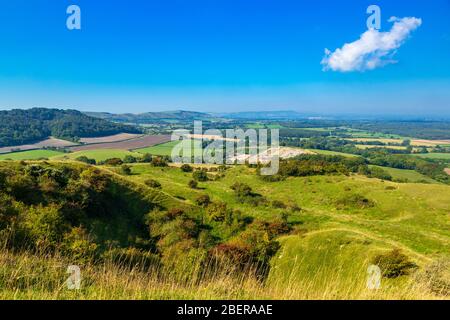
{"left": 321, "top": 17, "right": 422, "bottom": 72}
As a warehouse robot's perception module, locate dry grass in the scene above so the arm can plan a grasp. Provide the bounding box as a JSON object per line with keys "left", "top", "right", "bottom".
{"left": 0, "top": 248, "right": 448, "bottom": 300}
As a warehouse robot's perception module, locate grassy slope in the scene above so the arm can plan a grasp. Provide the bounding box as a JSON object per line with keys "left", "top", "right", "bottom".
{"left": 412, "top": 153, "right": 450, "bottom": 161}
{"left": 119, "top": 164, "right": 450, "bottom": 298}
{"left": 50, "top": 149, "right": 142, "bottom": 162}
{"left": 369, "top": 165, "right": 439, "bottom": 184}
{"left": 0, "top": 149, "right": 64, "bottom": 160}
{"left": 1, "top": 162, "right": 448, "bottom": 299}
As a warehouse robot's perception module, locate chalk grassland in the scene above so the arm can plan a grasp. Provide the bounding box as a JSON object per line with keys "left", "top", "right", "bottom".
{"left": 69, "top": 135, "right": 171, "bottom": 152}
{"left": 0, "top": 149, "right": 64, "bottom": 160}
{"left": 79, "top": 133, "right": 143, "bottom": 144}
{"left": 368, "top": 165, "right": 438, "bottom": 183}
{"left": 1, "top": 164, "right": 449, "bottom": 299}
{"left": 51, "top": 149, "right": 142, "bottom": 162}
{"left": 0, "top": 137, "right": 78, "bottom": 154}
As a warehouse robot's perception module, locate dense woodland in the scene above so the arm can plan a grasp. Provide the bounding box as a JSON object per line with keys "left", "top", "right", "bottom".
{"left": 0, "top": 108, "right": 140, "bottom": 147}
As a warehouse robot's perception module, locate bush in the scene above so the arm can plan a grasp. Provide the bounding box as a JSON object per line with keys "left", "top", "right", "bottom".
{"left": 193, "top": 169, "right": 208, "bottom": 182}
{"left": 195, "top": 195, "right": 211, "bottom": 207}
{"left": 123, "top": 155, "right": 137, "bottom": 164}
{"left": 180, "top": 164, "right": 193, "bottom": 172}
{"left": 140, "top": 153, "right": 153, "bottom": 163}
{"left": 104, "top": 158, "right": 123, "bottom": 166}
{"left": 120, "top": 165, "right": 132, "bottom": 175}
{"left": 271, "top": 200, "right": 287, "bottom": 209}
{"left": 145, "top": 179, "right": 162, "bottom": 189}
{"left": 75, "top": 156, "right": 96, "bottom": 165}
{"left": 151, "top": 157, "right": 168, "bottom": 167}
{"left": 188, "top": 180, "right": 198, "bottom": 189}
{"left": 372, "top": 249, "right": 417, "bottom": 278}
{"left": 336, "top": 194, "right": 375, "bottom": 209}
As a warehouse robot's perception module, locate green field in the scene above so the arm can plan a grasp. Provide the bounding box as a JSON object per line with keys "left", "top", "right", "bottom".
{"left": 51, "top": 149, "right": 142, "bottom": 162}
{"left": 308, "top": 149, "right": 360, "bottom": 158}
{"left": 134, "top": 141, "right": 180, "bottom": 156}
{"left": 0, "top": 149, "right": 64, "bottom": 160}
{"left": 369, "top": 165, "right": 438, "bottom": 184}
{"left": 411, "top": 153, "right": 450, "bottom": 161}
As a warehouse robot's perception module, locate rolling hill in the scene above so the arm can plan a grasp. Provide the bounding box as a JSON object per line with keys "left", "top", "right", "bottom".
{"left": 0, "top": 108, "right": 141, "bottom": 147}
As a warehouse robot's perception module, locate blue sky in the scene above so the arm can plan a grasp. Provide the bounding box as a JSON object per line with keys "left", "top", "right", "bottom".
{"left": 0, "top": 0, "right": 449, "bottom": 116}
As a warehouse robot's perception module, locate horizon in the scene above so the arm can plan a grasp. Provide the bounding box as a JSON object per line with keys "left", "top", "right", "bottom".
{"left": 0, "top": 1, "right": 449, "bottom": 116}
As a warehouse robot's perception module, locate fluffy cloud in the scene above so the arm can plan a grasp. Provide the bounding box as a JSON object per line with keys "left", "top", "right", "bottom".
{"left": 321, "top": 17, "right": 422, "bottom": 72}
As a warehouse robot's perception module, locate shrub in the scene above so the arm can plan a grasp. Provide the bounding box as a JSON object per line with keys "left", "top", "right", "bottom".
{"left": 271, "top": 200, "right": 287, "bottom": 209}
{"left": 180, "top": 164, "right": 193, "bottom": 172}
{"left": 140, "top": 153, "right": 153, "bottom": 163}
{"left": 123, "top": 155, "right": 137, "bottom": 164}
{"left": 61, "top": 227, "right": 98, "bottom": 264}
{"left": 193, "top": 170, "right": 208, "bottom": 182}
{"left": 151, "top": 157, "right": 168, "bottom": 167}
{"left": 145, "top": 179, "right": 162, "bottom": 189}
{"left": 206, "top": 201, "right": 228, "bottom": 222}
{"left": 195, "top": 194, "right": 211, "bottom": 207}
{"left": 104, "top": 158, "right": 123, "bottom": 166}
{"left": 336, "top": 194, "right": 375, "bottom": 209}
{"left": 371, "top": 249, "right": 417, "bottom": 278}
{"left": 75, "top": 156, "right": 96, "bottom": 165}
{"left": 120, "top": 164, "right": 132, "bottom": 175}
{"left": 188, "top": 180, "right": 198, "bottom": 189}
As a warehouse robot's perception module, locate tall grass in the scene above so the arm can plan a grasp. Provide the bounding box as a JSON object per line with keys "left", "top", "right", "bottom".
{"left": 0, "top": 247, "right": 447, "bottom": 300}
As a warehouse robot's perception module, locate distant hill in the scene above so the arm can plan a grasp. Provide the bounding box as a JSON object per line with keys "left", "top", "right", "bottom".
{"left": 86, "top": 110, "right": 213, "bottom": 123}
{"left": 0, "top": 108, "right": 141, "bottom": 147}
{"left": 217, "top": 110, "right": 308, "bottom": 120}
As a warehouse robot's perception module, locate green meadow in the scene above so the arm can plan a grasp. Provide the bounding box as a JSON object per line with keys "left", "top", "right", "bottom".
{"left": 0, "top": 149, "right": 63, "bottom": 160}
{"left": 51, "top": 149, "right": 142, "bottom": 162}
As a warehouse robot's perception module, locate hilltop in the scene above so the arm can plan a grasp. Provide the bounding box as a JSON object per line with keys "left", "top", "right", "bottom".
{"left": 0, "top": 108, "right": 140, "bottom": 147}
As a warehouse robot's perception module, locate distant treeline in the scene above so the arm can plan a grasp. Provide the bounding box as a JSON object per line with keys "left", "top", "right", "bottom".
{"left": 280, "top": 138, "right": 450, "bottom": 183}
{"left": 280, "top": 120, "right": 450, "bottom": 140}
{"left": 0, "top": 108, "right": 141, "bottom": 147}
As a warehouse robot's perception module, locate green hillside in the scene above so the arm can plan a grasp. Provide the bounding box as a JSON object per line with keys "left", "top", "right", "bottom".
{"left": 1, "top": 160, "right": 449, "bottom": 299}
{"left": 0, "top": 108, "right": 140, "bottom": 147}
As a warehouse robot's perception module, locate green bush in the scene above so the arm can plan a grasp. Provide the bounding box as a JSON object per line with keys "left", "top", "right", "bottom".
{"left": 180, "top": 164, "right": 193, "bottom": 172}
{"left": 193, "top": 169, "right": 208, "bottom": 182}
{"left": 372, "top": 249, "right": 417, "bottom": 278}
{"left": 145, "top": 179, "right": 162, "bottom": 189}
{"left": 188, "top": 180, "right": 198, "bottom": 189}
